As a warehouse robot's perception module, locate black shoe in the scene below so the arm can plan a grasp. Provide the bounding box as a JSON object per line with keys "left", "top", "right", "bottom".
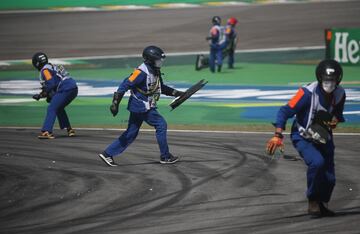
{"left": 98, "top": 153, "right": 118, "bottom": 167}
{"left": 160, "top": 154, "right": 179, "bottom": 164}
{"left": 67, "top": 128, "right": 76, "bottom": 137}
{"left": 319, "top": 202, "right": 335, "bottom": 217}
{"left": 38, "top": 131, "right": 55, "bottom": 139}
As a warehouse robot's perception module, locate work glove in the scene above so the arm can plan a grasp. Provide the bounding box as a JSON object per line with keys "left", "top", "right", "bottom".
{"left": 32, "top": 89, "right": 48, "bottom": 101}
{"left": 110, "top": 92, "right": 124, "bottom": 117}
{"left": 266, "top": 132, "right": 284, "bottom": 156}
{"left": 110, "top": 102, "right": 119, "bottom": 117}
{"left": 32, "top": 94, "right": 41, "bottom": 101}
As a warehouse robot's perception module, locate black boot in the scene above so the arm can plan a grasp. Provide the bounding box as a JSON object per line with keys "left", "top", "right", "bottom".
{"left": 308, "top": 200, "right": 321, "bottom": 218}
{"left": 319, "top": 202, "right": 335, "bottom": 217}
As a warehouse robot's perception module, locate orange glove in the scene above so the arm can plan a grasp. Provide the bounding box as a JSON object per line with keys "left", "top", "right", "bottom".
{"left": 266, "top": 132, "right": 284, "bottom": 155}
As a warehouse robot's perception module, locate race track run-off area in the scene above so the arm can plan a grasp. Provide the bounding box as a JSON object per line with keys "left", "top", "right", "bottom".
{"left": 1, "top": 1, "right": 360, "bottom": 233}
{"left": 0, "top": 128, "right": 360, "bottom": 234}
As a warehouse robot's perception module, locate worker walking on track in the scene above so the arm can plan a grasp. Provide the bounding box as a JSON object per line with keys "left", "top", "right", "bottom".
{"left": 98, "top": 46, "right": 184, "bottom": 166}
{"left": 266, "top": 59, "right": 346, "bottom": 217}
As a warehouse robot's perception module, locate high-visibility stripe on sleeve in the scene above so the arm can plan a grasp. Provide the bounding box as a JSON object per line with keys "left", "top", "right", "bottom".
{"left": 43, "top": 69, "right": 52, "bottom": 81}
{"left": 288, "top": 88, "right": 304, "bottom": 108}
{"left": 128, "top": 69, "right": 141, "bottom": 82}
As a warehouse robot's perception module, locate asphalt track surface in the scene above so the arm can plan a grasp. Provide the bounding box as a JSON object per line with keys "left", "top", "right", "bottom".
{"left": 1, "top": 1, "right": 360, "bottom": 60}
{"left": 0, "top": 128, "right": 359, "bottom": 233}
{"left": 1, "top": 1, "right": 360, "bottom": 233}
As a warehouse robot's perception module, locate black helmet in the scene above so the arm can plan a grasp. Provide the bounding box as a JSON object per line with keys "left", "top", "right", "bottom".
{"left": 142, "top": 46, "right": 166, "bottom": 68}
{"left": 212, "top": 16, "right": 221, "bottom": 25}
{"left": 316, "top": 59, "right": 343, "bottom": 85}
{"left": 32, "top": 52, "right": 48, "bottom": 70}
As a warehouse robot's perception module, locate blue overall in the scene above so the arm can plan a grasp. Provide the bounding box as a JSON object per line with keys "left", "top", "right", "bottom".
{"left": 104, "top": 63, "right": 177, "bottom": 160}
{"left": 224, "top": 24, "right": 237, "bottom": 68}
{"left": 291, "top": 130, "right": 335, "bottom": 202}
{"left": 209, "top": 25, "right": 227, "bottom": 72}
{"left": 275, "top": 82, "right": 345, "bottom": 203}
{"left": 39, "top": 64, "right": 78, "bottom": 133}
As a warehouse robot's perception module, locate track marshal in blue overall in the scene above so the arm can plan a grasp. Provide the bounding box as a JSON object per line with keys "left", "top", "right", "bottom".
{"left": 266, "top": 59, "right": 346, "bottom": 217}
{"left": 98, "top": 46, "right": 184, "bottom": 166}
{"left": 224, "top": 17, "right": 238, "bottom": 69}
{"left": 207, "top": 16, "right": 227, "bottom": 73}
{"left": 32, "top": 52, "right": 78, "bottom": 139}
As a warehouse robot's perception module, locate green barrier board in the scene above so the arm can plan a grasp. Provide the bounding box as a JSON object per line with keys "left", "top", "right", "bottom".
{"left": 325, "top": 28, "right": 360, "bottom": 65}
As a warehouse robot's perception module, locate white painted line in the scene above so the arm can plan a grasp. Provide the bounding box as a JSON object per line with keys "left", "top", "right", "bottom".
{"left": 205, "top": 1, "right": 250, "bottom": 6}
{"left": 154, "top": 3, "right": 201, "bottom": 8}
{"left": 100, "top": 5, "right": 151, "bottom": 10}
{"left": 53, "top": 7, "right": 99, "bottom": 12}
{"left": 344, "top": 111, "right": 360, "bottom": 115}
{"left": 0, "top": 45, "right": 325, "bottom": 63}
{"left": 0, "top": 126, "right": 359, "bottom": 135}
{"left": 48, "top": 59, "right": 72, "bottom": 65}
{"left": 0, "top": 98, "right": 36, "bottom": 104}
{"left": 238, "top": 45, "right": 325, "bottom": 53}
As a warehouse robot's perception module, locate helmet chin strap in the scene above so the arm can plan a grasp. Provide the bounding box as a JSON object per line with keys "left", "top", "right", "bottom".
{"left": 37, "top": 64, "right": 45, "bottom": 71}
{"left": 153, "top": 67, "right": 161, "bottom": 77}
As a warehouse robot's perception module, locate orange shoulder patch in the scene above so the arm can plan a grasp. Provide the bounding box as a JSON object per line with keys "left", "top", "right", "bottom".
{"left": 128, "top": 69, "right": 141, "bottom": 82}
{"left": 288, "top": 88, "right": 304, "bottom": 108}
{"left": 43, "top": 69, "right": 52, "bottom": 81}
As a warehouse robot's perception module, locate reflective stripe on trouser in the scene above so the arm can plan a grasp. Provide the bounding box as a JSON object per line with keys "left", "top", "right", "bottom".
{"left": 41, "top": 88, "right": 78, "bottom": 132}
{"left": 105, "top": 108, "right": 169, "bottom": 157}
{"left": 291, "top": 132, "right": 335, "bottom": 202}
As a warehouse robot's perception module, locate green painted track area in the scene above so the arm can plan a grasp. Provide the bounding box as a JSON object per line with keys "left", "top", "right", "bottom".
{"left": 1, "top": 49, "right": 360, "bottom": 131}
{"left": 0, "top": 97, "right": 259, "bottom": 129}
{"left": 0, "top": 0, "right": 317, "bottom": 11}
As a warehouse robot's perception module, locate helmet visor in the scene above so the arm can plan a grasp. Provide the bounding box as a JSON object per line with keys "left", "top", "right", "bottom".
{"left": 154, "top": 58, "right": 165, "bottom": 68}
